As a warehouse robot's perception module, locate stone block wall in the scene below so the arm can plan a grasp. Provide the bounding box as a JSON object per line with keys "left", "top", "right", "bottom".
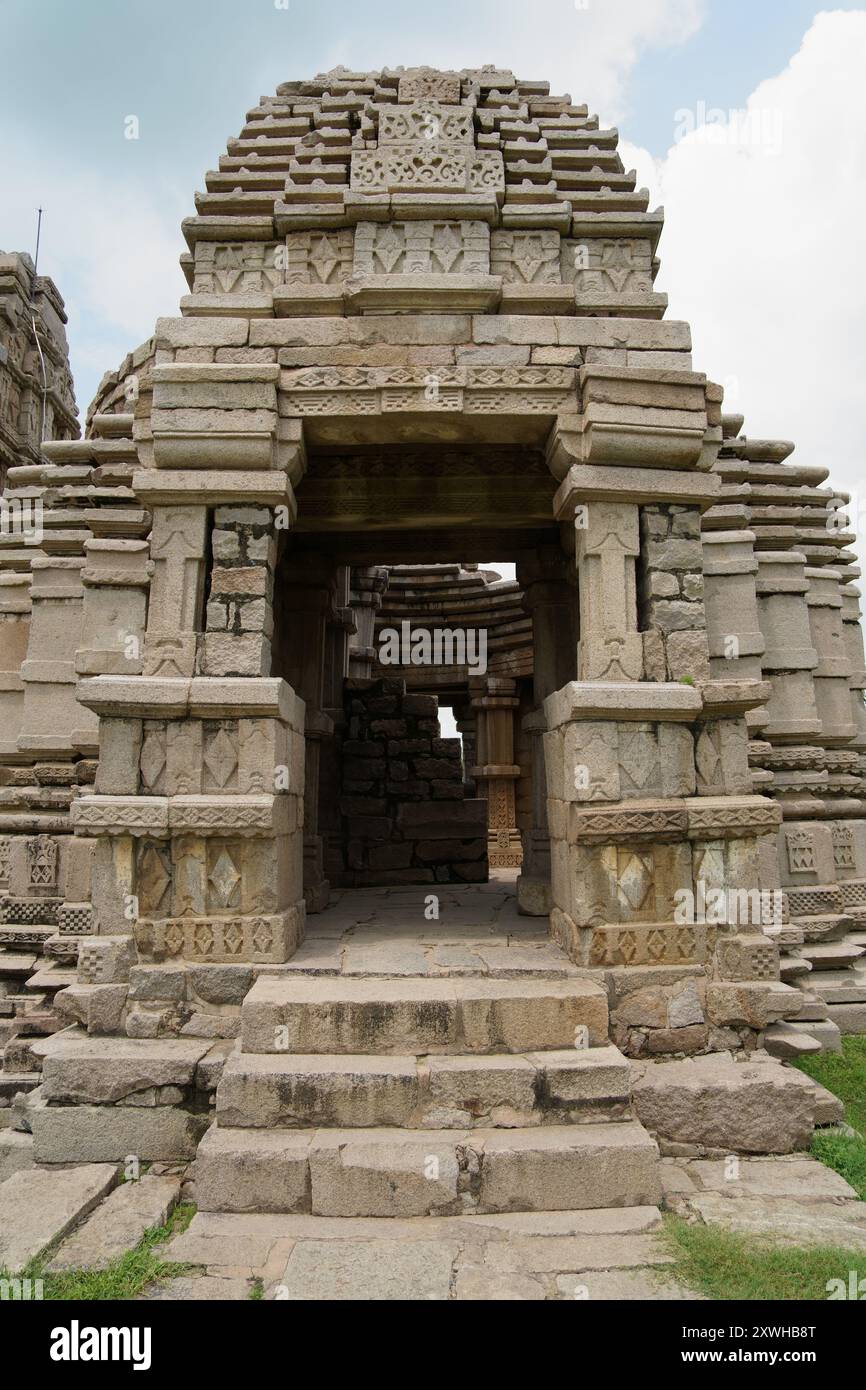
{"left": 639, "top": 504, "right": 711, "bottom": 683}
{"left": 339, "top": 677, "right": 488, "bottom": 886}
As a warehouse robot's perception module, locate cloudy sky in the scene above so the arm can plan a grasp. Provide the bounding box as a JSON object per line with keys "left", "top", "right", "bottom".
{"left": 2, "top": 0, "right": 864, "bottom": 563}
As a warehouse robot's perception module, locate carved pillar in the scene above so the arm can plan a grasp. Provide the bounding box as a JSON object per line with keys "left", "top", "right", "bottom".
{"left": 142, "top": 506, "right": 207, "bottom": 679}
{"left": 543, "top": 409, "right": 798, "bottom": 1055}
{"left": 574, "top": 501, "right": 643, "bottom": 682}
{"left": 67, "top": 358, "right": 309, "bottom": 1042}
{"left": 471, "top": 677, "right": 522, "bottom": 869}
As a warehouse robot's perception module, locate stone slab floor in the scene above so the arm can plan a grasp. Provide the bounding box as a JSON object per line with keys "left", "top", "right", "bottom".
{"left": 276, "top": 871, "right": 577, "bottom": 981}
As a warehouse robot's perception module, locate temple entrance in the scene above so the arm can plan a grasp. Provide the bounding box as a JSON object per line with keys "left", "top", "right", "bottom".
{"left": 268, "top": 438, "right": 577, "bottom": 915}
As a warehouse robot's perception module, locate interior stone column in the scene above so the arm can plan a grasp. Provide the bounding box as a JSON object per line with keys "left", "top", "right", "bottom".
{"left": 348, "top": 566, "right": 388, "bottom": 678}
{"left": 471, "top": 677, "right": 523, "bottom": 869}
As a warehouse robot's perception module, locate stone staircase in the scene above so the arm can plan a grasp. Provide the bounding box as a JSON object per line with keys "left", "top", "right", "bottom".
{"left": 196, "top": 969, "right": 662, "bottom": 1217}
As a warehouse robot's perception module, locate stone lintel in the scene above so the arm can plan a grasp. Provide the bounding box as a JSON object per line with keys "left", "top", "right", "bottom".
{"left": 553, "top": 461, "right": 721, "bottom": 512}
{"left": 71, "top": 794, "right": 293, "bottom": 838}
{"left": 76, "top": 676, "right": 305, "bottom": 728}
{"left": 545, "top": 681, "right": 702, "bottom": 728}
{"left": 133, "top": 469, "right": 297, "bottom": 508}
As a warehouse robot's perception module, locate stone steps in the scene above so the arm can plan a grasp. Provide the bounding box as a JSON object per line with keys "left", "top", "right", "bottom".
{"left": 216, "top": 1044, "right": 631, "bottom": 1130}
{"left": 799, "top": 942, "right": 865, "bottom": 971}
{"left": 195, "top": 1120, "right": 661, "bottom": 1217}
{"left": 202, "top": 945, "right": 662, "bottom": 1218}
{"left": 240, "top": 974, "right": 609, "bottom": 1055}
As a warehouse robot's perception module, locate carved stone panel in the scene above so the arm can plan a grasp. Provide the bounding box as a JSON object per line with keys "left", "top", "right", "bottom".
{"left": 27, "top": 835, "right": 58, "bottom": 893}
{"left": 351, "top": 148, "right": 504, "bottom": 196}
{"left": 378, "top": 102, "right": 474, "bottom": 146}
{"left": 353, "top": 221, "right": 490, "bottom": 276}
{"left": 284, "top": 230, "right": 354, "bottom": 285}
{"left": 397, "top": 71, "right": 462, "bottom": 104}
{"left": 491, "top": 230, "right": 561, "bottom": 284}
{"left": 192, "top": 242, "right": 286, "bottom": 294}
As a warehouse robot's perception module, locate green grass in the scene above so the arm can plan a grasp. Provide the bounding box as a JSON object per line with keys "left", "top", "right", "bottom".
{"left": 664, "top": 1215, "right": 866, "bottom": 1301}
{"left": 793, "top": 1036, "right": 866, "bottom": 1135}
{"left": 811, "top": 1130, "right": 866, "bottom": 1201}
{"left": 792, "top": 1036, "right": 866, "bottom": 1198}
{"left": 0, "top": 1201, "right": 196, "bottom": 1302}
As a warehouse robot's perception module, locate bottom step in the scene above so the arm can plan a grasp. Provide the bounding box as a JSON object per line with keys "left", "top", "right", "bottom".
{"left": 195, "top": 1120, "right": 661, "bottom": 1217}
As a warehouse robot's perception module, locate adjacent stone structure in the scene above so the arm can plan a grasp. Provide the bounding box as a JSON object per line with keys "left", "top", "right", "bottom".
{"left": 0, "top": 67, "right": 863, "bottom": 1221}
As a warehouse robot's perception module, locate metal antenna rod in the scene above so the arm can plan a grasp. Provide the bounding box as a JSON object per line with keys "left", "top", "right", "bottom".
{"left": 34, "top": 207, "right": 43, "bottom": 275}
{"left": 30, "top": 208, "right": 49, "bottom": 448}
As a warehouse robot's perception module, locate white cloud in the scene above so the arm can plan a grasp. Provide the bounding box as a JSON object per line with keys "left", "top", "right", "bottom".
{"left": 350, "top": 0, "right": 706, "bottom": 123}
{"left": 621, "top": 9, "right": 866, "bottom": 566}
{"left": 2, "top": 149, "right": 187, "bottom": 414}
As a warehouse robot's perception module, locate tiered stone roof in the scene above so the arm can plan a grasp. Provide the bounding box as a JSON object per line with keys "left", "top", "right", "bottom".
{"left": 0, "top": 252, "right": 78, "bottom": 485}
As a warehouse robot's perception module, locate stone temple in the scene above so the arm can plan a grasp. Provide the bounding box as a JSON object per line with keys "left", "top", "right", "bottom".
{"left": 0, "top": 66, "right": 864, "bottom": 1231}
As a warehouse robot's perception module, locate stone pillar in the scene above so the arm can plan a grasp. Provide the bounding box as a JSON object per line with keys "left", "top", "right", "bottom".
{"left": 66, "top": 355, "right": 309, "bottom": 1040}
{"left": 574, "top": 501, "right": 643, "bottom": 682}
{"left": 77, "top": 539, "right": 150, "bottom": 677}
{"left": 143, "top": 506, "right": 208, "bottom": 679}
{"left": 544, "top": 414, "right": 796, "bottom": 1054}
{"left": 471, "top": 677, "right": 523, "bottom": 869}
{"left": 0, "top": 573, "right": 31, "bottom": 762}
{"left": 755, "top": 551, "right": 821, "bottom": 744}
{"left": 805, "top": 567, "right": 856, "bottom": 747}
{"left": 19, "top": 556, "right": 98, "bottom": 758}
{"left": 841, "top": 581, "right": 866, "bottom": 757}
{"left": 702, "top": 531, "right": 766, "bottom": 685}
{"left": 348, "top": 566, "right": 388, "bottom": 678}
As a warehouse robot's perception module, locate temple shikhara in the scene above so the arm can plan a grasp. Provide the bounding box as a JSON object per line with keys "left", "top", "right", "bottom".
{"left": 1, "top": 66, "right": 864, "bottom": 1233}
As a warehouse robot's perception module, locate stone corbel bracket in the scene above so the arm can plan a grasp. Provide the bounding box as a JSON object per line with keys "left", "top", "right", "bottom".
{"left": 133, "top": 363, "right": 304, "bottom": 506}
{"left": 547, "top": 365, "right": 714, "bottom": 482}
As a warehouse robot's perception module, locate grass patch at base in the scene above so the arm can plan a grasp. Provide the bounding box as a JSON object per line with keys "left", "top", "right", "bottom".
{"left": 792, "top": 1036, "right": 866, "bottom": 1198}
{"left": 663, "top": 1215, "right": 866, "bottom": 1301}
{"left": 811, "top": 1130, "right": 866, "bottom": 1202}
{"left": 793, "top": 1036, "right": 866, "bottom": 1135}
{"left": 1, "top": 1200, "right": 197, "bottom": 1302}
